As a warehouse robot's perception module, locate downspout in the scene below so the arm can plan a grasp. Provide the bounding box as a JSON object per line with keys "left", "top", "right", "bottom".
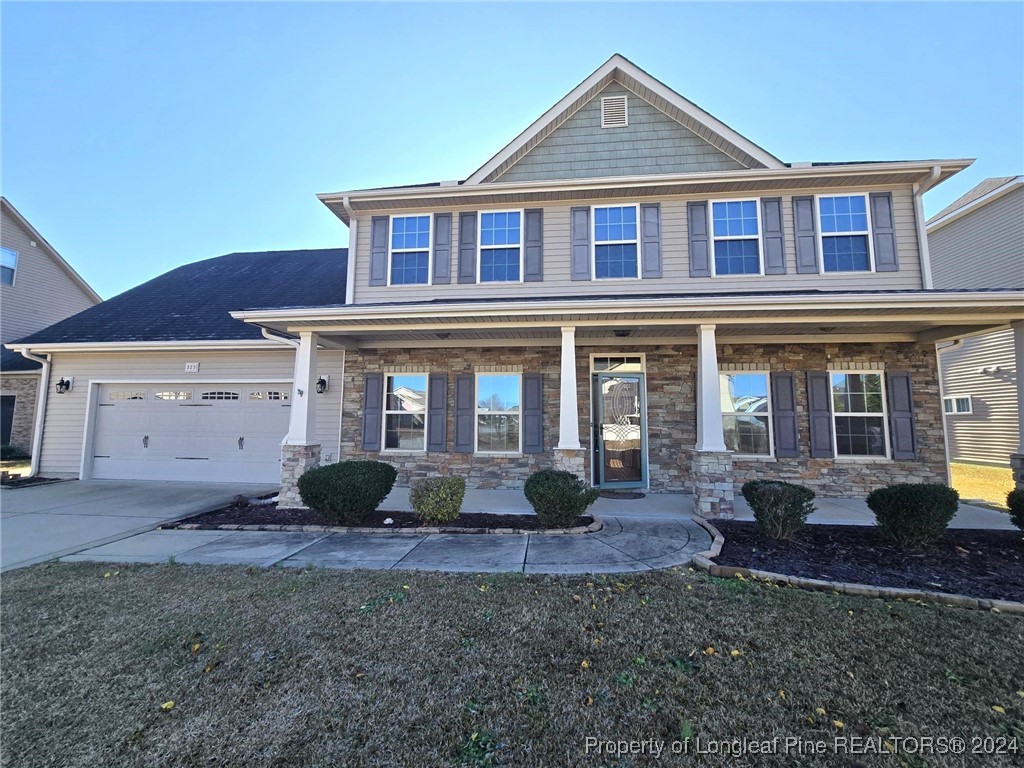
{"left": 934, "top": 338, "right": 964, "bottom": 485}
{"left": 341, "top": 195, "right": 356, "bottom": 306}
{"left": 19, "top": 349, "right": 50, "bottom": 478}
{"left": 913, "top": 165, "right": 942, "bottom": 289}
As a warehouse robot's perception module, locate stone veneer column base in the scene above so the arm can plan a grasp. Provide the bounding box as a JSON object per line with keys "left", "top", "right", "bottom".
{"left": 691, "top": 451, "right": 734, "bottom": 519}
{"left": 279, "top": 443, "right": 322, "bottom": 508}
{"left": 553, "top": 448, "right": 586, "bottom": 480}
{"left": 1012, "top": 453, "right": 1024, "bottom": 491}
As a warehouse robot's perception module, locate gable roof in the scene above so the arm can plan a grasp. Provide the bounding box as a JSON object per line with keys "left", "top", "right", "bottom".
{"left": 0, "top": 197, "right": 102, "bottom": 303}
{"left": 8, "top": 248, "right": 346, "bottom": 347}
{"left": 927, "top": 175, "right": 1024, "bottom": 230}
{"left": 463, "top": 54, "right": 785, "bottom": 184}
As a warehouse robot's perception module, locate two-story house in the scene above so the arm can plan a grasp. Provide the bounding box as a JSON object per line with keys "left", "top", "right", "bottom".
{"left": 1, "top": 198, "right": 100, "bottom": 454}
{"left": 7, "top": 56, "right": 1023, "bottom": 517}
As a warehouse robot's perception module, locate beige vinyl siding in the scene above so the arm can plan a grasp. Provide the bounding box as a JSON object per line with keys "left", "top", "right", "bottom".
{"left": 939, "top": 330, "right": 1018, "bottom": 466}
{"left": 0, "top": 208, "right": 98, "bottom": 343}
{"left": 37, "top": 349, "right": 345, "bottom": 477}
{"left": 352, "top": 185, "right": 923, "bottom": 304}
{"left": 929, "top": 186, "right": 1024, "bottom": 290}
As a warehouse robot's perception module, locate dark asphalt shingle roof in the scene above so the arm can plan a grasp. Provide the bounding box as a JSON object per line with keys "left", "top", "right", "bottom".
{"left": 10, "top": 248, "right": 347, "bottom": 346}
{"left": 1, "top": 348, "right": 42, "bottom": 372}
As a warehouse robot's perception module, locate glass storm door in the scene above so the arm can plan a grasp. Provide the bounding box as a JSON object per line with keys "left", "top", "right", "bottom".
{"left": 593, "top": 373, "right": 647, "bottom": 488}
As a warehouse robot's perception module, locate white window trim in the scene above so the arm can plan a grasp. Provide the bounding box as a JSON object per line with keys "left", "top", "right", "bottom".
{"left": 386, "top": 214, "right": 433, "bottom": 288}
{"left": 943, "top": 395, "right": 973, "bottom": 415}
{"left": 477, "top": 209, "right": 525, "bottom": 284}
{"left": 719, "top": 370, "right": 773, "bottom": 459}
{"left": 1, "top": 246, "right": 18, "bottom": 287}
{"left": 474, "top": 372, "right": 522, "bottom": 455}
{"left": 381, "top": 372, "right": 429, "bottom": 453}
{"left": 590, "top": 203, "right": 641, "bottom": 281}
{"left": 828, "top": 369, "right": 890, "bottom": 460}
{"left": 708, "top": 198, "right": 764, "bottom": 278}
{"left": 600, "top": 94, "right": 629, "bottom": 128}
{"left": 814, "top": 193, "right": 875, "bottom": 275}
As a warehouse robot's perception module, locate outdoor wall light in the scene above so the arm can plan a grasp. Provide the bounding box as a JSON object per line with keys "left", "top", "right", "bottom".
{"left": 55, "top": 377, "right": 74, "bottom": 394}
{"left": 315, "top": 376, "right": 329, "bottom": 394}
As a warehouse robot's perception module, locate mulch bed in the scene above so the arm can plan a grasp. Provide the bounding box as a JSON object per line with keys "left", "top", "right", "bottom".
{"left": 713, "top": 521, "right": 1024, "bottom": 602}
{"left": 166, "top": 501, "right": 593, "bottom": 532}
{"left": 0, "top": 476, "right": 67, "bottom": 489}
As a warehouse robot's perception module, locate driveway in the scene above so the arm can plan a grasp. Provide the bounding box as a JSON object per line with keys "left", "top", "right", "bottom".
{"left": 0, "top": 480, "right": 277, "bottom": 571}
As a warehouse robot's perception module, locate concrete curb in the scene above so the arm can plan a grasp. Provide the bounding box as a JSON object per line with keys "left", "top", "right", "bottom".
{"left": 168, "top": 515, "right": 603, "bottom": 537}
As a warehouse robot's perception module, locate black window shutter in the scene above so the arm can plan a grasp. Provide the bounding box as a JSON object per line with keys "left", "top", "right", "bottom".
{"left": 761, "top": 197, "right": 786, "bottom": 275}
{"left": 458, "top": 212, "right": 477, "bottom": 284}
{"left": 369, "top": 217, "right": 389, "bottom": 286}
{"left": 806, "top": 371, "right": 834, "bottom": 458}
{"left": 886, "top": 371, "right": 917, "bottom": 459}
{"left": 640, "top": 203, "right": 662, "bottom": 278}
{"left": 524, "top": 209, "right": 543, "bottom": 282}
{"left": 521, "top": 373, "right": 543, "bottom": 454}
{"left": 454, "top": 374, "right": 475, "bottom": 452}
{"left": 362, "top": 373, "right": 384, "bottom": 451}
{"left": 870, "top": 192, "right": 899, "bottom": 272}
{"left": 687, "top": 201, "right": 711, "bottom": 277}
{"left": 570, "top": 207, "right": 591, "bottom": 280}
{"left": 432, "top": 213, "right": 452, "bottom": 284}
{"left": 793, "top": 196, "right": 820, "bottom": 274}
{"left": 427, "top": 373, "right": 448, "bottom": 452}
{"left": 770, "top": 372, "right": 799, "bottom": 458}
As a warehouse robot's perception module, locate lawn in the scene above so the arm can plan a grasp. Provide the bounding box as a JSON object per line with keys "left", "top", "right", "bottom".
{"left": 2, "top": 564, "right": 1022, "bottom": 767}
{"left": 950, "top": 462, "right": 1015, "bottom": 510}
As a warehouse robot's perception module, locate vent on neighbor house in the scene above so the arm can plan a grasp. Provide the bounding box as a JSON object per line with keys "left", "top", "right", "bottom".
{"left": 601, "top": 95, "right": 628, "bottom": 128}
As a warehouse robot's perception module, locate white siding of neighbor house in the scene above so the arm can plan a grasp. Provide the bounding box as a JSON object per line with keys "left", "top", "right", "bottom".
{"left": 351, "top": 185, "right": 923, "bottom": 304}
{"left": 37, "top": 349, "right": 345, "bottom": 477}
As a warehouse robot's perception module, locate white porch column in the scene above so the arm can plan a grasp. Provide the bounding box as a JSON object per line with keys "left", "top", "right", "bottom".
{"left": 285, "top": 331, "right": 320, "bottom": 445}
{"left": 556, "top": 326, "right": 582, "bottom": 450}
{"left": 1011, "top": 320, "right": 1024, "bottom": 490}
{"left": 694, "top": 324, "right": 727, "bottom": 452}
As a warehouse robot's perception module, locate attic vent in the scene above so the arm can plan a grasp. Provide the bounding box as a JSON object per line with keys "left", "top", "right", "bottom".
{"left": 601, "top": 95, "right": 628, "bottom": 128}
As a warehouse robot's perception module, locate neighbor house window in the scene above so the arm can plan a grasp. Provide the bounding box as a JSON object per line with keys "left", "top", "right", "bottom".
{"left": 943, "top": 396, "right": 972, "bottom": 415}
{"left": 476, "top": 373, "right": 520, "bottom": 453}
{"left": 479, "top": 211, "right": 522, "bottom": 283}
{"left": 720, "top": 373, "right": 771, "bottom": 455}
{"left": 389, "top": 215, "right": 430, "bottom": 285}
{"left": 383, "top": 374, "right": 427, "bottom": 450}
{"left": 1, "top": 247, "right": 17, "bottom": 286}
{"left": 711, "top": 200, "right": 761, "bottom": 275}
{"left": 593, "top": 205, "right": 638, "bottom": 279}
{"left": 830, "top": 372, "right": 887, "bottom": 457}
{"left": 818, "top": 195, "right": 871, "bottom": 272}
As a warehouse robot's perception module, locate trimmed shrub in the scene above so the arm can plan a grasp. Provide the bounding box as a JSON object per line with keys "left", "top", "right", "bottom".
{"left": 410, "top": 476, "right": 466, "bottom": 524}
{"left": 523, "top": 470, "right": 599, "bottom": 529}
{"left": 1007, "top": 488, "right": 1024, "bottom": 532}
{"left": 297, "top": 460, "right": 397, "bottom": 525}
{"left": 866, "top": 482, "right": 959, "bottom": 547}
{"left": 741, "top": 480, "right": 816, "bottom": 540}
{"left": 0, "top": 445, "right": 29, "bottom": 462}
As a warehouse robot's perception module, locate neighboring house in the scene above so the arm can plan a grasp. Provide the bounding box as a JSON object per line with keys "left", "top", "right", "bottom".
{"left": 7, "top": 55, "right": 1023, "bottom": 518}
{"left": 1, "top": 198, "right": 100, "bottom": 453}
{"left": 928, "top": 176, "right": 1024, "bottom": 467}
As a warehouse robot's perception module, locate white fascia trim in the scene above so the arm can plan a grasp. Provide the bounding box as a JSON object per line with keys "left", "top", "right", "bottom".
{"left": 3, "top": 340, "right": 287, "bottom": 354}
{"left": 926, "top": 175, "right": 1024, "bottom": 233}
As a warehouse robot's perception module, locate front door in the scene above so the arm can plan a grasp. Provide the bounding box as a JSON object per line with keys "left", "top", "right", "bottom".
{"left": 593, "top": 373, "right": 647, "bottom": 488}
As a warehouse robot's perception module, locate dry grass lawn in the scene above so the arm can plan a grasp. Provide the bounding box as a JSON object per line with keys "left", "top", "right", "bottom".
{"left": 950, "top": 462, "right": 1015, "bottom": 509}
{"left": 2, "top": 563, "right": 1023, "bottom": 767}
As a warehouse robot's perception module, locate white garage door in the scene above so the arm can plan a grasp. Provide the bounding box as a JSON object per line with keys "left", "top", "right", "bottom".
{"left": 92, "top": 384, "right": 291, "bottom": 483}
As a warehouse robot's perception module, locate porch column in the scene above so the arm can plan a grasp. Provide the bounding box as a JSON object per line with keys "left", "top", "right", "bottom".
{"left": 691, "top": 324, "right": 734, "bottom": 519}
{"left": 553, "top": 326, "right": 585, "bottom": 478}
{"left": 280, "top": 331, "right": 321, "bottom": 507}
{"left": 1012, "top": 321, "right": 1024, "bottom": 490}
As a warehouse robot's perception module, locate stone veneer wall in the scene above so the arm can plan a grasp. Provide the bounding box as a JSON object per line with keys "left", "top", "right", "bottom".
{"left": 1, "top": 375, "right": 39, "bottom": 452}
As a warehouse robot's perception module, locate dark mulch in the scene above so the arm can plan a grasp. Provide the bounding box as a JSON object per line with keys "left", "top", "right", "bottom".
{"left": 714, "top": 521, "right": 1024, "bottom": 602}
{"left": 598, "top": 490, "right": 646, "bottom": 500}
{"left": 0, "top": 476, "right": 67, "bottom": 489}
{"left": 166, "top": 501, "right": 593, "bottom": 532}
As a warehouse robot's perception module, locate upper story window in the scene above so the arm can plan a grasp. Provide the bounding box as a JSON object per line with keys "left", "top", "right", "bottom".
{"left": 384, "top": 373, "right": 427, "bottom": 450}
{"left": 830, "top": 371, "right": 887, "bottom": 457}
{"left": 711, "top": 200, "right": 761, "bottom": 275}
{"left": 389, "top": 215, "right": 431, "bottom": 285}
{"left": 1, "top": 247, "right": 17, "bottom": 286}
{"left": 720, "top": 372, "right": 772, "bottom": 456}
{"left": 593, "top": 205, "right": 638, "bottom": 279}
{"left": 479, "top": 211, "right": 522, "bottom": 283}
{"left": 818, "top": 195, "right": 871, "bottom": 273}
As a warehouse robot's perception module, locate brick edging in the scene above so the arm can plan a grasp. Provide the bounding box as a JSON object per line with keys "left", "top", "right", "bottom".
{"left": 167, "top": 515, "right": 603, "bottom": 536}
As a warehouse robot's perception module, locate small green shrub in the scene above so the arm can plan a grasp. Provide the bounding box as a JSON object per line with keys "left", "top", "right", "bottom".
{"left": 1007, "top": 488, "right": 1024, "bottom": 532}
{"left": 0, "top": 445, "right": 30, "bottom": 462}
{"left": 410, "top": 476, "right": 466, "bottom": 524}
{"left": 297, "top": 460, "right": 397, "bottom": 525}
{"left": 523, "top": 469, "right": 598, "bottom": 529}
{"left": 866, "top": 483, "right": 959, "bottom": 547}
{"left": 741, "top": 480, "right": 816, "bottom": 540}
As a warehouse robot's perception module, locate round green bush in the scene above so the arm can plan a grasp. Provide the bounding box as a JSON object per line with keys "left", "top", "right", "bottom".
{"left": 1007, "top": 488, "right": 1024, "bottom": 533}
{"left": 866, "top": 482, "right": 959, "bottom": 547}
{"left": 296, "top": 460, "right": 397, "bottom": 525}
{"left": 523, "top": 469, "right": 599, "bottom": 529}
{"left": 410, "top": 476, "right": 466, "bottom": 524}
{"left": 741, "top": 479, "right": 816, "bottom": 540}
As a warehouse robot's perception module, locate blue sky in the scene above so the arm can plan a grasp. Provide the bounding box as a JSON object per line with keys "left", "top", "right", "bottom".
{"left": 3, "top": 2, "right": 1021, "bottom": 299}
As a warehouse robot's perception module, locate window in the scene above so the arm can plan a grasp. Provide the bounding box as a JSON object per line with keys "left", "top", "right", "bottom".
{"left": 720, "top": 373, "right": 771, "bottom": 455}
{"left": 479, "top": 211, "right": 522, "bottom": 283}
{"left": 593, "top": 205, "right": 638, "bottom": 279}
{"left": 830, "top": 372, "right": 887, "bottom": 457}
{"left": 154, "top": 390, "right": 192, "bottom": 401}
{"left": 711, "top": 200, "right": 761, "bottom": 275}
{"left": 389, "top": 215, "right": 430, "bottom": 285}
{"left": 818, "top": 195, "right": 871, "bottom": 272}
{"left": 944, "top": 396, "right": 972, "bottom": 415}
{"left": 1, "top": 247, "right": 17, "bottom": 286}
{"left": 383, "top": 374, "right": 427, "bottom": 451}
{"left": 109, "top": 390, "right": 145, "bottom": 401}
{"left": 592, "top": 355, "right": 644, "bottom": 373}
{"left": 201, "top": 390, "right": 240, "bottom": 400}
{"left": 476, "top": 373, "right": 520, "bottom": 453}
{"left": 250, "top": 390, "right": 289, "bottom": 401}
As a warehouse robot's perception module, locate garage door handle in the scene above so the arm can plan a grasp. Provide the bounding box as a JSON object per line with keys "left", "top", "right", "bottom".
{"left": 143, "top": 435, "right": 149, "bottom": 448}
{"left": 238, "top": 436, "right": 244, "bottom": 450}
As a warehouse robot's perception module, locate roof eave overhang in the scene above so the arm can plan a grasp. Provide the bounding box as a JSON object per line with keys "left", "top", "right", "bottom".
{"left": 2, "top": 339, "right": 286, "bottom": 354}
{"left": 926, "top": 175, "right": 1024, "bottom": 233}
